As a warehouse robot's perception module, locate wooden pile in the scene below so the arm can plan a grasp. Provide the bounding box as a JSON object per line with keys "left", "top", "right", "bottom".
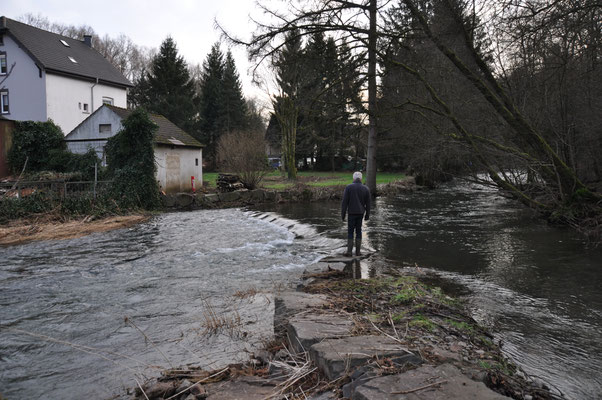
{"left": 217, "top": 174, "right": 244, "bottom": 192}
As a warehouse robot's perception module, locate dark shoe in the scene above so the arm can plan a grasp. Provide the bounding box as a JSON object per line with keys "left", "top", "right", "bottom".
{"left": 345, "top": 239, "right": 353, "bottom": 257}
{"left": 355, "top": 239, "right": 362, "bottom": 256}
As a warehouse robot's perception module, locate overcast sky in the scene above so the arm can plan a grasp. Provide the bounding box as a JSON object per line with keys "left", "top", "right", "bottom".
{"left": 3, "top": 0, "right": 270, "bottom": 102}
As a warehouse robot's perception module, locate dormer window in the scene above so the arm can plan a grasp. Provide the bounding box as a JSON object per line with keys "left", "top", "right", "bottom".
{"left": 68, "top": 56, "right": 78, "bottom": 64}
{"left": 60, "top": 39, "right": 70, "bottom": 47}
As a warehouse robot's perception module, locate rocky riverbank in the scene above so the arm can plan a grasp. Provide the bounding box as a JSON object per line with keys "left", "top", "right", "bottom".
{"left": 160, "top": 177, "right": 417, "bottom": 210}
{"left": 133, "top": 261, "right": 561, "bottom": 400}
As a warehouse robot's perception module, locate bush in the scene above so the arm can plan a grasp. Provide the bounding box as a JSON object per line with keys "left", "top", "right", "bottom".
{"left": 105, "top": 108, "right": 160, "bottom": 209}
{"left": 217, "top": 130, "right": 269, "bottom": 190}
{"left": 7, "top": 120, "right": 65, "bottom": 173}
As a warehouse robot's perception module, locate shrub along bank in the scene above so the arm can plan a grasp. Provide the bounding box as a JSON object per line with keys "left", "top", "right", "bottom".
{"left": 0, "top": 109, "right": 161, "bottom": 225}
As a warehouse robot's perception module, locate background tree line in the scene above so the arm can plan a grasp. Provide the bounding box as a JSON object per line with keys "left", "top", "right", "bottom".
{"left": 265, "top": 30, "right": 365, "bottom": 178}
{"left": 224, "top": 0, "right": 600, "bottom": 237}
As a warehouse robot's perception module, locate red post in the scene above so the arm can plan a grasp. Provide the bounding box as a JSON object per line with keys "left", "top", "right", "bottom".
{"left": 191, "top": 176, "right": 195, "bottom": 193}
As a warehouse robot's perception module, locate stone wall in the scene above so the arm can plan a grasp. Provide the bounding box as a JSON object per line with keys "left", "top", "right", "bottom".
{"left": 161, "top": 177, "right": 417, "bottom": 210}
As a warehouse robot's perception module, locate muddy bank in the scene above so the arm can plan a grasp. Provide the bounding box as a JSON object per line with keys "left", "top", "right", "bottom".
{"left": 0, "top": 214, "right": 151, "bottom": 246}
{"left": 133, "top": 261, "right": 561, "bottom": 400}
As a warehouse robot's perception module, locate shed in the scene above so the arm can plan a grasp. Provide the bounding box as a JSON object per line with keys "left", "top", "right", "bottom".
{"left": 64, "top": 105, "right": 204, "bottom": 193}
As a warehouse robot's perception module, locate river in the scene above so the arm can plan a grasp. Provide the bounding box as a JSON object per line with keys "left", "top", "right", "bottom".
{"left": 1, "top": 181, "right": 601, "bottom": 399}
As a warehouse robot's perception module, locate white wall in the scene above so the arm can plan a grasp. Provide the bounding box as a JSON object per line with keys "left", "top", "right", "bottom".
{"left": 154, "top": 145, "right": 203, "bottom": 193}
{"left": 0, "top": 36, "right": 47, "bottom": 122}
{"left": 46, "top": 74, "right": 126, "bottom": 134}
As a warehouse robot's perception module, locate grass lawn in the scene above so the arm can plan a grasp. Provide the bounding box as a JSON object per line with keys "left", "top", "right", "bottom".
{"left": 202, "top": 171, "right": 406, "bottom": 190}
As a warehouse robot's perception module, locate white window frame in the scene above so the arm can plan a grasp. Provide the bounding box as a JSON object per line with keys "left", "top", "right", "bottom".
{"left": 102, "top": 97, "right": 114, "bottom": 105}
{"left": 82, "top": 103, "right": 89, "bottom": 113}
{"left": 1, "top": 91, "right": 9, "bottom": 114}
{"left": 0, "top": 53, "right": 7, "bottom": 75}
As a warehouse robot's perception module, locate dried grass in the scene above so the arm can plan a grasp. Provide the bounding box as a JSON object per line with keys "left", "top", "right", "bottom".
{"left": 200, "top": 300, "right": 243, "bottom": 337}
{"left": 0, "top": 214, "right": 150, "bottom": 246}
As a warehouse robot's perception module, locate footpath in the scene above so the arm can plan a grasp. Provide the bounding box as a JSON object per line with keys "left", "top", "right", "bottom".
{"left": 136, "top": 260, "right": 561, "bottom": 400}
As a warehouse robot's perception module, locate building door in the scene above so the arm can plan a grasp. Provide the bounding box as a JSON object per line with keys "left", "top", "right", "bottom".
{"left": 165, "top": 153, "right": 181, "bottom": 192}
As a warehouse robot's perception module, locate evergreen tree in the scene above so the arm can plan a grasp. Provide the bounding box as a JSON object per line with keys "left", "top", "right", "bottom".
{"left": 130, "top": 37, "right": 197, "bottom": 135}
{"left": 273, "top": 30, "right": 304, "bottom": 179}
{"left": 198, "top": 43, "right": 225, "bottom": 169}
{"left": 221, "top": 51, "right": 248, "bottom": 133}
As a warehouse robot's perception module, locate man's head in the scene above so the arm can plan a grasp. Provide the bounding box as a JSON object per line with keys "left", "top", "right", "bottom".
{"left": 353, "top": 171, "right": 362, "bottom": 181}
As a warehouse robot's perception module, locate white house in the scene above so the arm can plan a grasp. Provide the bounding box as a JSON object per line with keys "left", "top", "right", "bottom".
{"left": 65, "top": 105, "right": 204, "bottom": 193}
{"left": 0, "top": 16, "right": 131, "bottom": 134}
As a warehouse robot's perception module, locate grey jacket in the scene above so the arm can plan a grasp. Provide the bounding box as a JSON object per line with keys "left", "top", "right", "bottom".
{"left": 341, "top": 179, "right": 371, "bottom": 220}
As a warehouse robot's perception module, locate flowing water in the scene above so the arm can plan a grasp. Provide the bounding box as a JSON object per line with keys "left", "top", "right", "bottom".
{"left": 256, "top": 182, "right": 602, "bottom": 400}
{"left": 0, "top": 209, "right": 339, "bottom": 399}
{"left": 1, "top": 181, "right": 601, "bottom": 399}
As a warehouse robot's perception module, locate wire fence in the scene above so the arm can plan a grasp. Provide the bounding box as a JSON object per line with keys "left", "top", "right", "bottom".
{"left": 0, "top": 180, "right": 113, "bottom": 200}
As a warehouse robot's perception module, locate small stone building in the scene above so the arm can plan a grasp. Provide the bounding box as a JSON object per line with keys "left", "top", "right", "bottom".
{"left": 65, "top": 104, "right": 204, "bottom": 193}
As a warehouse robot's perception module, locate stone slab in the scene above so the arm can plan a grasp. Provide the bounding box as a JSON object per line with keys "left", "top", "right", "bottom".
{"left": 287, "top": 313, "right": 354, "bottom": 354}
{"left": 321, "top": 252, "right": 375, "bottom": 263}
{"left": 303, "top": 262, "right": 346, "bottom": 276}
{"left": 309, "top": 335, "right": 418, "bottom": 380}
{"left": 205, "top": 376, "right": 278, "bottom": 400}
{"left": 352, "top": 363, "right": 509, "bottom": 399}
{"left": 274, "top": 291, "right": 329, "bottom": 333}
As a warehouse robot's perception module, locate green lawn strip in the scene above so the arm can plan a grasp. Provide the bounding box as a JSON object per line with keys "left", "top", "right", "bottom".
{"left": 205, "top": 171, "right": 406, "bottom": 189}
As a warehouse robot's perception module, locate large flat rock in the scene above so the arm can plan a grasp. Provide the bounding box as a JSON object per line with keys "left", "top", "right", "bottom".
{"left": 352, "top": 363, "right": 509, "bottom": 399}
{"left": 274, "top": 291, "right": 329, "bottom": 333}
{"left": 310, "top": 336, "right": 418, "bottom": 380}
{"left": 302, "top": 262, "right": 346, "bottom": 276}
{"left": 321, "top": 252, "right": 374, "bottom": 263}
{"left": 287, "top": 313, "right": 354, "bottom": 354}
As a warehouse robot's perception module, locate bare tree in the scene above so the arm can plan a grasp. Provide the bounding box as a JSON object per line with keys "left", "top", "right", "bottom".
{"left": 219, "top": 0, "right": 385, "bottom": 193}
{"left": 217, "top": 130, "right": 269, "bottom": 190}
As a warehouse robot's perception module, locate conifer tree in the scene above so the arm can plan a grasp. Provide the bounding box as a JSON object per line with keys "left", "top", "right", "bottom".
{"left": 273, "top": 30, "right": 304, "bottom": 179}
{"left": 221, "top": 51, "right": 248, "bottom": 133}
{"left": 130, "top": 37, "right": 197, "bottom": 135}
{"left": 198, "top": 43, "right": 225, "bottom": 169}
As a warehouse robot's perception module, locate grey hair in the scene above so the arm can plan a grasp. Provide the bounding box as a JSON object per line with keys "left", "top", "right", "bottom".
{"left": 353, "top": 171, "right": 362, "bottom": 181}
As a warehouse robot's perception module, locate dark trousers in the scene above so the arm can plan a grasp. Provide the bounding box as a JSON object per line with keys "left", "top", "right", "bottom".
{"left": 347, "top": 214, "right": 364, "bottom": 240}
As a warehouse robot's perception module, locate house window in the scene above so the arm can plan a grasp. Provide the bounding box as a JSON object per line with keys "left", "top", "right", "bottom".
{"left": 99, "top": 124, "right": 111, "bottom": 133}
{"left": 0, "top": 35, "right": 4, "bottom": 45}
{"left": 102, "top": 97, "right": 114, "bottom": 105}
{"left": 195, "top": 158, "right": 199, "bottom": 166}
{"left": 0, "top": 53, "right": 6, "bottom": 75}
{"left": 1, "top": 91, "right": 9, "bottom": 114}
{"left": 83, "top": 103, "right": 89, "bottom": 113}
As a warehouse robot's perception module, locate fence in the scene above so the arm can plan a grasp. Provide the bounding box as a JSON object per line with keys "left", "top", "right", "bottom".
{"left": 0, "top": 179, "right": 113, "bottom": 200}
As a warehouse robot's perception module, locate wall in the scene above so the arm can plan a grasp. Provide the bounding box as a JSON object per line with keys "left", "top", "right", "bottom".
{"left": 154, "top": 145, "right": 203, "bottom": 193}
{"left": 64, "top": 106, "right": 121, "bottom": 163}
{"left": 46, "top": 74, "right": 126, "bottom": 134}
{"left": 0, "top": 36, "right": 47, "bottom": 122}
{"left": 0, "top": 118, "right": 15, "bottom": 178}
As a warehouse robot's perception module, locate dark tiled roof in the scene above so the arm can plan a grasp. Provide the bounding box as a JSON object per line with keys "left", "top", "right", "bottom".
{"left": 2, "top": 17, "right": 132, "bottom": 87}
{"left": 106, "top": 105, "right": 204, "bottom": 148}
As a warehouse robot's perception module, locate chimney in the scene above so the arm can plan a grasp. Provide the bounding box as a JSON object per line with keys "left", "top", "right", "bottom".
{"left": 83, "top": 34, "right": 92, "bottom": 47}
{"left": 1, "top": 16, "right": 7, "bottom": 29}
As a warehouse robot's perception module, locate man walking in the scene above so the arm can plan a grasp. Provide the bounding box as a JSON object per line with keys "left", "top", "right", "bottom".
{"left": 341, "top": 171, "right": 371, "bottom": 256}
